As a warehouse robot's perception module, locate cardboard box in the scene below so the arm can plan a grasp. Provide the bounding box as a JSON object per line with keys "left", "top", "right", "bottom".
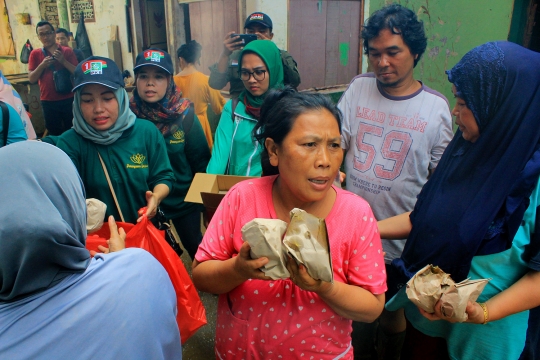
{"left": 185, "top": 173, "right": 256, "bottom": 219}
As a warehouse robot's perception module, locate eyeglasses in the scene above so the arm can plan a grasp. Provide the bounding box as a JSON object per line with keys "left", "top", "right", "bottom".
{"left": 239, "top": 69, "right": 267, "bottom": 81}
{"left": 37, "top": 31, "right": 55, "bottom": 38}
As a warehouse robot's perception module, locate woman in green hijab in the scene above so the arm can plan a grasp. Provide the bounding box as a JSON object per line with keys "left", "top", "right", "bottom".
{"left": 207, "top": 40, "right": 284, "bottom": 176}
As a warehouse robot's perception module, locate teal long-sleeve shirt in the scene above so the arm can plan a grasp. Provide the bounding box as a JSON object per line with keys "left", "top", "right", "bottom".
{"left": 55, "top": 119, "right": 175, "bottom": 223}
{"left": 206, "top": 99, "right": 262, "bottom": 176}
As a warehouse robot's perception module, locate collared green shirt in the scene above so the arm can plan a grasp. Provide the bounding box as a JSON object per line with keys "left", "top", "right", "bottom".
{"left": 56, "top": 119, "right": 175, "bottom": 223}
{"left": 150, "top": 112, "right": 210, "bottom": 219}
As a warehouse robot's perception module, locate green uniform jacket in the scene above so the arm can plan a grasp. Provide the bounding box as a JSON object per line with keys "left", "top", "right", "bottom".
{"left": 40, "top": 135, "right": 58, "bottom": 145}
{"left": 150, "top": 111, "right": 211, "bottom": 220}
{"left": 206, "top": 99, "right": 261, "bottom": 176}
{"left": 208, "top": 48, "right": 300, "bottom": 98}
{"left": 56, "top": 119, "right": 175, "bottom": 224}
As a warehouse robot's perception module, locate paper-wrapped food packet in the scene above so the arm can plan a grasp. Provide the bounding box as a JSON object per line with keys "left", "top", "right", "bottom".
{"left": 241, "top": 218, "right": 289, "bottom": 279}
{"left": 283, "top": 208, "right": 333, "bottom": 283}
{"left": 406, "top": 264, "right": 490, "bottom": 322}
{"left": 440, "top": 279, "right": 490, "bottom": 322}
{"left": 86, "top": 198, "right": 107, "bottom": 234}
{"left": 406, "top": 264, "right": 455, "bottom": 313}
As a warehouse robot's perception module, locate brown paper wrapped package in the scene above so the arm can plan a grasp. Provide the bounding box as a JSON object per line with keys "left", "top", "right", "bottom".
{"left": 406, "top": 264, "right": 490, "bottom": 322}
{"left": 440, "top": 279, "right": 489, "bottom": 322}
{"left": 283, "top": 208, "right": 333, "bottom": 283}
{"left": 241, "top": 208, "right": 333, "bottom": 282}
{"left": 241, "top": 218, "right": 289, "bottom": 279}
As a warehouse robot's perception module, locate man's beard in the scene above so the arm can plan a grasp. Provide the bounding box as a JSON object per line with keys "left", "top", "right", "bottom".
{"left": 377, "top": 78, "right": 400, "bottom": 88}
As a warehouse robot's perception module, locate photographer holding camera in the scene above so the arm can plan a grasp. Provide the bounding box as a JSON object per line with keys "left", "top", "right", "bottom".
{"left": 208, "top": 12, "right": 301, "bottom": 98}
{"left": 28, "top": 21, "right": 78, "bottom": 136}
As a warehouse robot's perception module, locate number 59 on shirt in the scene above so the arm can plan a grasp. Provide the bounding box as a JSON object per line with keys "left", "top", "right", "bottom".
{"left": 354, "top": 122, "right": 413, "bottom": 181}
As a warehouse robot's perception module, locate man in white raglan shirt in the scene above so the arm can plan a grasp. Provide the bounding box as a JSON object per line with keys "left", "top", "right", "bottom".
{"left": 338, "top": 4, "right": 453, "bottom": 359}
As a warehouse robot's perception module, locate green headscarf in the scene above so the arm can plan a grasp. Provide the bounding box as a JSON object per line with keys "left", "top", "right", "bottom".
{"left": 238, "top": 40, "right": 284, "bottom": 110}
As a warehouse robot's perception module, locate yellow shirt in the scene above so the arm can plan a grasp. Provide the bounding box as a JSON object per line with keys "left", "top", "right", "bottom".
{"left": 173, "top": 71, "right": 226, "bottom": 149}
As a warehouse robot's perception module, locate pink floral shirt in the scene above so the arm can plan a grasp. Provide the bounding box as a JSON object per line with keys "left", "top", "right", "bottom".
{"left": 196, "top": 176, "right": 387, "bottom": 359}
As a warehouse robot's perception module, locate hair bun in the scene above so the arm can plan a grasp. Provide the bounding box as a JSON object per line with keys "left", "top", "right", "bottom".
{"left": 188, "top": 40, "right": 202, "bottom": 52}
{"left": 260, "top": 86, "right": 296, "bottom": 120}
{"left": 177, "top": 40, "right": 202, "bottom": 64}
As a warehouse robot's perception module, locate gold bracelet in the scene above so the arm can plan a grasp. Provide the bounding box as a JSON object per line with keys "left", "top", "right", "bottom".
{"left": 478, "top": 302, "right": 489, "bottom": 325}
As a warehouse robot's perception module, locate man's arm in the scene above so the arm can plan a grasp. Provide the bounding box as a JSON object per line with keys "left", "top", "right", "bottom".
{"left": 28, "top": 55, "right": 55, "bottom": 84}
{"left": 208, "top": 63, "right": 230, "bottom": 91}
{"left": 53, "top": 48, "right": 77, "bottom": 74}
{"left": 280, "top": 50, "right": 301, "bottom": 89}
{"left": 429, "top": 102, "right": 454, "bottom": 172}
{"left": 208, "top": 32, "right": 243, "bottom": 90}
{"left": 377, "top": 212, "right": 412, "bottom": 240}
{"left": 217, "top": 31, "right": 243, "bottom": 73}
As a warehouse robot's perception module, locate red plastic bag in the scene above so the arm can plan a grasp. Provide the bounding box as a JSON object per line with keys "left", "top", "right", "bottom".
{"left": 85, "top": 216, "right": 207, "bottom": 344}
{"left": 86, "top": 221, "right": 134, "bottom": 253}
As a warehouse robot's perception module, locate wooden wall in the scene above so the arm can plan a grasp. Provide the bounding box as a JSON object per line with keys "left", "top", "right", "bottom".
{"left": 189, "top": 0, "right": 239, "bottom": 76}
{"left": 288, "top": 0, "right": 361, "bottom": 90}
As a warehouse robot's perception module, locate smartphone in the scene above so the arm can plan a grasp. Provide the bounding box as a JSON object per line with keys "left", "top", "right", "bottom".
{"left": 231, "top": 34, "right": 257, "bottom": 46}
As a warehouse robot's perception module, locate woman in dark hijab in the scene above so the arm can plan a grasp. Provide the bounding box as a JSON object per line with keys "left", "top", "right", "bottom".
{"left": 0, "top": 141, "right": 182, "bottom": 359}
{"left": 130, "top": 48, "right": 211, "bottom": 260}
{"left": 381, "top": 42, "right": 540, "bottom": 360}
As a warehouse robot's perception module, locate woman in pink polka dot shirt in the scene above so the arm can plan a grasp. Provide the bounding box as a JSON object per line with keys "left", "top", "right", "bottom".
{"left": 192, "top": 88, "right": 387, "bottom": 359}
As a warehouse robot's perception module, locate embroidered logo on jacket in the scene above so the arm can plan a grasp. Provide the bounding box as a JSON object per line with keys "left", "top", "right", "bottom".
{"left": 127, "top": 153, "right": 148, "bottom": 169}
{"left": 170, "top": 130, "right": 185, "bottom": 144}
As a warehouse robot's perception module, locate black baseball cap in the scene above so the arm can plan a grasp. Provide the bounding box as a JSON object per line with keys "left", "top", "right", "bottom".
{"left": 72, "top": 56, "right": 124, "bottom": 91}
{"left": 134, "top": 48, "right": 174, "bottom": 74}
{"left": 244, "top": 12, "right": 273, "bottom": 30}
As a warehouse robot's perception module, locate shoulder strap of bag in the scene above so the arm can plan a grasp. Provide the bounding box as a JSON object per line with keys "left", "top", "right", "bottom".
{"left": 42, "top": 48, "right": 55, "bottom": 70}
{"left": 231, "top": 97, "right": 239, "bottom": 122}
{"left": 1, "top": 101, "right": 9, "bottom": 147}
{"left": 97, "top": 151, "right": 125, "bottom": 222}
{"left": 225, "top": 98, "right": 240, "bottom": 175}
{"left": 182, "top": 103, "right": 195, "bottom": 135}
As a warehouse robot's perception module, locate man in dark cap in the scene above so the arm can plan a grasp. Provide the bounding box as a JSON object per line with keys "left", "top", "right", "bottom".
{"left": 209, "top": 12, "right": 300, "bottom": 98}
